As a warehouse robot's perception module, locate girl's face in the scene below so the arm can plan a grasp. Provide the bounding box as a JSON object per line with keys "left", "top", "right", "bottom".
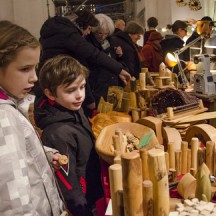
{"left": 46, "top": 75, "right": 86, "bottom": 111}
{"left": 0, "top": 46, "right": 40, "bottom": 99}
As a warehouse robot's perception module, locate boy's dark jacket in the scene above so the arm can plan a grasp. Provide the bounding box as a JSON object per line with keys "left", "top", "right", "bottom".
{"left": 34, "top": 96, "right": 103, "bottom": 215}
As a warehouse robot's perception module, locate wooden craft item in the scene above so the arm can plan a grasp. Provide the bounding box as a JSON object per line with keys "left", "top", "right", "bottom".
{"left": 195, "top": 163, "right": 211, "bottom": 202}
{"left": 143, "top": 180, "right": 153, "bottom": 216}
{"left": 169, "top": 168, "right": 177, "bottom": 182}
{"left": 185, "top": 124, "right": 216, "bottom": 145}
{"left": 176, "top": 111, "right": 216, "bottom": 124}
{"left": 96, "top": 122, "right": 159, "bottom": 164}
{"left": 140, "top": 149, "right": 149, "bottom": 181}
{"left": 177, "top": 173, "right": 197, "bottom": 199}
{"left": 175, "top": 150, "right": 182, "bottom": 176}
{"left": 181, "top": 141, "right": 188, "bottom": 174}
{"left": 197, "top": 148, "right": 205, "bottom": 170}
{"left": 137, "top": 116, "right": 163, "bottom": 145}
{"left": 191, "top": 137, "right": 199, "bottom": 171}
{"left": 148, "top": 149, "right": 169, "bottom": 216}
{"left": 116, "top": 190, "right": 124, "bottom": 216}
{"left": 139, "top": 72, "right": 146, "bottom": 90}
{"left": 162, "top": 127, "right": 182, "bottom": 151}
{"left": 168, "top": 142, "right": 175, "bottom": 169}
{"left": 187, "top": 149, "right": 191, "bottom": 173}
{"left": 190, "top": 168, "right": 197, "bottom": 177}
{"left": 107, "top": 86, "right": 124, "bottom": 111}
{"left": 206, "top": 141, "right": 215, "bottom": 175}
{"left": 113, "top": 134, "right": 121, "bottom": 152}
{"left": 214, "top": 147, "right": 216, "bottom": 177}
{"left": 121, "top": 152, "right": 143, "bottom": 216}
{"left": 114, "top": 155, "right": 121, "bottom": 165}
{"left": 131, "top": 109, "right": 140, "bottom": 122}
{"left": 58, "top": 155, "right": 68, "bottom": 166}
{"left": 162, "top": 107, "right": 208, "bottom": 123}
{"left": 109, "top": 164, "right": 123, "bottom": 216}
{"left": 165, "top": 152, "right": 169, "bottom": 173}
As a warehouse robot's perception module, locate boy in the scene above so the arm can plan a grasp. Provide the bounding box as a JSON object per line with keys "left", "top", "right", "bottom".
{"left": 34, "top": 55, "right": 103, "bottom": 216}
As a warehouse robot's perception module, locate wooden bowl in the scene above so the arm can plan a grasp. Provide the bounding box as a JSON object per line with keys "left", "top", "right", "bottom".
{"left": 96, "top": 122, "right": 159, "bottom": 164}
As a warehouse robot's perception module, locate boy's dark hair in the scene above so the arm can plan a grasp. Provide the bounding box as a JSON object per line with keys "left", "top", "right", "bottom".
{"left": 172, "top": 20, "right": 187, "bottom": 33}
{"left": 147, "top": 17, "right": 158, "bottom": 28}
{"left": 39, "top": 55, "right": 89, "bottom": 96}
{"left": 75, "top": 10, "right": 99, "bottom": 30}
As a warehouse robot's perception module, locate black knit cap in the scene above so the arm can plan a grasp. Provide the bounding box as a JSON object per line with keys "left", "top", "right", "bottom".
{"left": 75, "top": 10, "right": 99, "bottom": 30}
{"left": 171, "top": 20, "right": 187, "bottom": 33}
{"left": 200, "top": 16, "right": 214, "bottom": 26}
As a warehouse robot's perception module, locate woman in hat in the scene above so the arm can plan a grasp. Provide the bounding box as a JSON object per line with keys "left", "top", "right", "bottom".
{"left": 141, "top": 31, "right": 163, "bottom": 72}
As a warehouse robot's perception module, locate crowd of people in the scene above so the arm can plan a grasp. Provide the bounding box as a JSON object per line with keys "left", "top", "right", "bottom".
{"left": 0, "top": 8, "right": 215, "bottom": 216}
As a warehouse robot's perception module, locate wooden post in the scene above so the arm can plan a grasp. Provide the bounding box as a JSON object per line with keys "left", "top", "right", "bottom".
{"left": 165, "top": 152, "right": 169, "bottom": 173}
{"left": 167, "top": 107, "right": 174, "bottom": 119}
{"left": 175, "top": 150, "right": 182, "bottom": 176}
{"left": 181, "top": 141, "right": 188, "bottom": 174}
{"left": 187, "top": 149, "right": 191, "bottom": 173}
{"left": 121, "top": 152, "right": 143, "bottom": 216}
{"left": 140, "top": 149, "right": 149, "bottom": 181}
{"left": 168, "top": 142, "right": 175, "bottom": 169}
{"left": 148, "top": 149, "right": 169, "bottom": 216}
{"left": 132, "top": 109, "right": 140, "bottom": 122}
{"left": 113, "top": 134, "right": 121, "bottom": 152}
{"left": 116, "top": 190, "right": 124, "bottom": 216}
{"left": 197, "top": 148, "right": 205, "bottom": 170}
{"left": 206, "top": 141, "right": 215, "bottom": 175}
{"left": 143, "top": 180, "right": 154, "bottom": 216}
{"left": 139, "top": 73, "right": 146, "bottom": 90}
{"left": 214, "top": 146, "right": 216, "bottom": 176}
{"left": 109, "top": 164, "right": 123, "bottom": 216}
{"left": 191, "top": 137, "right": 199, "bottom": 172}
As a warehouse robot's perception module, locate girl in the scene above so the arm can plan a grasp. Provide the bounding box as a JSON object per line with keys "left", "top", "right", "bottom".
{"left": 0, "top": 20, "right": 64, "bottom": 215}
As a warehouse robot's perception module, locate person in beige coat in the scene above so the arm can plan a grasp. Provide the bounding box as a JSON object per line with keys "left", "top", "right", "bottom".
{"left": 0, "top": 20, "right": 64, "bottom": 216}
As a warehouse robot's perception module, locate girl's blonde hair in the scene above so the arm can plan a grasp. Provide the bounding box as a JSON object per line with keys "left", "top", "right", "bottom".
{"left": 0, "top": 20, "right": 40, "bottom": 67}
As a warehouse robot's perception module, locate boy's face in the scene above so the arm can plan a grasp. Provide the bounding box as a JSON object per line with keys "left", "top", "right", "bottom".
{"left": 46, "top": 75, "right": 86, "bottom": 111}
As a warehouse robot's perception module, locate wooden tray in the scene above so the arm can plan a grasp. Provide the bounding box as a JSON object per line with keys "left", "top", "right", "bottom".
{"left": 96, "top": 122, "right": 159, "bottom": 164}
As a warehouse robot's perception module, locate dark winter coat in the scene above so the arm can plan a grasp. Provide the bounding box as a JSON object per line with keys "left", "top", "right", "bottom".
{"left": 34, "top": 97, "right": 104, "bottom": 216}
{"left": 86, "top": 33, "right": 122, "bottom": 105}
{"left": 35, "top": 16, "right": 125, "bottom": 116}
{"left": 160, "top": 34, "right": 187, "bottom": 82}
{"left": 141, "top": 41, "right": 163, "bottom": 72}
{"left": 111, "top": 31, "right": 141, "bottom": 79}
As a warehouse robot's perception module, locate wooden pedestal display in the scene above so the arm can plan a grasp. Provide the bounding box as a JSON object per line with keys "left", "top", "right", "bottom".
{"left": 121, "top": 152, "right": 143, "bottom": 216}
{"left": 148, "top": 149, "right": 169, "bottom": 216}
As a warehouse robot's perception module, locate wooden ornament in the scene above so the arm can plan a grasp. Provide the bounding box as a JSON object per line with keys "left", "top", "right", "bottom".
{"left": 177, "top": 173, "right": 197, "bottom": 199}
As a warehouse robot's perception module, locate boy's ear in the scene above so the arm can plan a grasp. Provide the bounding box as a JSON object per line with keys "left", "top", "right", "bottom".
{"left": 43, "top": 88, "right": 56, "bottom": 101}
